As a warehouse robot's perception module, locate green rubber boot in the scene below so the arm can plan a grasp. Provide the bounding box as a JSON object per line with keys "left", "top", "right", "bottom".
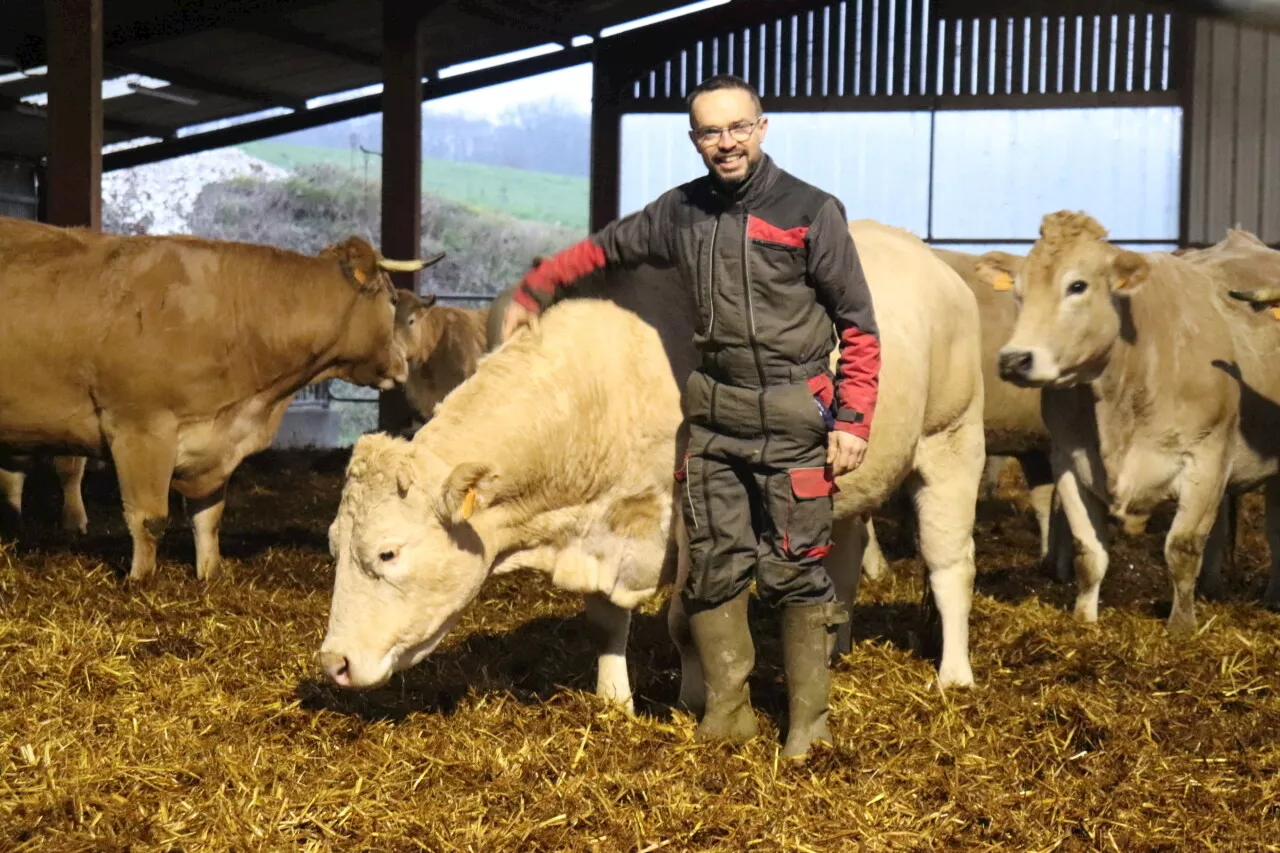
{"left": 780, "top": 601, "right": 849, "bottom": 759}
{"left": 688, "top": 589, "right": 759, "bottom": 742}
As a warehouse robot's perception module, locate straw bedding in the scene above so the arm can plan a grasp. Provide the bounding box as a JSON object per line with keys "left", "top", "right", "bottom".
{"left": 1, "top": 449, "right": 1278, "bottom": 852}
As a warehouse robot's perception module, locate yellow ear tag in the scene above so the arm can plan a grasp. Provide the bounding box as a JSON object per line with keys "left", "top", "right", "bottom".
{"left": 992, "top": 272, "right": 1013, "bottom": 292}
{"left": 354, "top": 267, "right": 367, "bottom": 285}
{"left": 1271, "top": 307, "right": 1280, "bottom": 321}
{"left": 460, "top": 488, "right": 478, "bottom": 520}
{"left": 1114, "top": 276, "right": 1129, "bottom": 290}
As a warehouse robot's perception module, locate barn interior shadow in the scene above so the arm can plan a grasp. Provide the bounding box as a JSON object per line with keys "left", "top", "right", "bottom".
{"left": 294, "top": 608, "right": 690, "bottom": 724}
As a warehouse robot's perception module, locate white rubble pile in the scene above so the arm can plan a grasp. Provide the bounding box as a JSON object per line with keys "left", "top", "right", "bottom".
{"left": 103, "top": 148, "right": 289, "bottom": 236}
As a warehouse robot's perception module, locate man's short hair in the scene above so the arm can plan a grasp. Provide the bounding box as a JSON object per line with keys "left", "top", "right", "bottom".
{"left": 686, "top": 74, "right": 763, "bottom": 120}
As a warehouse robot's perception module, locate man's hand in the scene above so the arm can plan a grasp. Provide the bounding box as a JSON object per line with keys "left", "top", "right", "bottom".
{"left": 827, "top": 430, "right": 868, "bottom": 478}
{"left": 500, "top": 297, "right": 541, "bottom": 343}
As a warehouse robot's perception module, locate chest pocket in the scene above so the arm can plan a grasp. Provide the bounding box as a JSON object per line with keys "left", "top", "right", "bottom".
{"left": 746, "top": 215, "right": 807, "bottom": 284}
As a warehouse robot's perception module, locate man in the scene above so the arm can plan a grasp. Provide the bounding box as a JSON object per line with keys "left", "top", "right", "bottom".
{"left": 501, "top": 74, "right": 880, "bottom": 759}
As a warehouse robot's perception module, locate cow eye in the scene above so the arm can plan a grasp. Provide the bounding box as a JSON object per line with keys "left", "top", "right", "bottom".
{"left": 379, "top": 550, "right": 397, "bottom": 562}
{"left": 1067, "top": 280, "right": 1088, "bottom": 296}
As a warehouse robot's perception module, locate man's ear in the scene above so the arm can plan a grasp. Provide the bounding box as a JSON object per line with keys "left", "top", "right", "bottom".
{"left": 976, "top": 251, "right": 1022, "bottom": 292}
{"left": 1112, "top": 250, "right": 1150, "bottom": 292}
{"left": 436, "top": 461, "right": 502, "bottom": 525}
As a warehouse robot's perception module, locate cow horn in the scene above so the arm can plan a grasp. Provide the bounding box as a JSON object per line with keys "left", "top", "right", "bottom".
{"left": 378, "top": 252, "right": 446, "bottom": 272}
{"left": 1229, "top": 286, "right": 1280, "bottom": 305}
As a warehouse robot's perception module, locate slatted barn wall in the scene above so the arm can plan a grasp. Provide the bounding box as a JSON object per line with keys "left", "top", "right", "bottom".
{"left": 621, "top": 0, "right": 1179, "bottom": 110}
{"left": 1183, "top": 18, "right": 1280, "bottom": 244}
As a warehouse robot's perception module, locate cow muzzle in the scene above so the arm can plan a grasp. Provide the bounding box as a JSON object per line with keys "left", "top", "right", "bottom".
{"left": 997, "top": 346, "right": 1059, "bottom": 387}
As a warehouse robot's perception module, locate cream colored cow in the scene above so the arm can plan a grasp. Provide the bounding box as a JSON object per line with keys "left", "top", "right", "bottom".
{"left": 319, "top": 219, "right": 988, "bottom": 715}
{"left": 319, "top": 299, "right": 684, "bottom": 710}
{"left": 988, "top": 212, "right": 1280, "bottom": 632}
{"left": 861, "top": 247, "right": 1070, "bottom": 583}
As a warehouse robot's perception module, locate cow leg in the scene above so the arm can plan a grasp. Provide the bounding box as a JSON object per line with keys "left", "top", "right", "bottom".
{"left": 910, "top": 420, "right": 983, "bottom": 689}
{"left": 109, "top": 430, "right": 177, "bottom": 583}
{"left": 981, "top": 456, "right": 1008, "bottom": 500}
{"left": 584, "top": 593, "right": 633, "bottom": 714}
{"left": 1196, "top": 498, "right": 1234, "bottom": 601}
{"left": 1046, "top": 489, "right": 1074, "bottom": 583}
{"left": 861, "top": 515, "right": 889, "bottom": 582}
{"left": 1053, "top": 459, "right": 1112, "bottom": 623}
{"left": 1262, "top": 477, "right": 1280, "bottom": 611}
{"left": 0, "top": 466, "right": 25, "bottom": 532}
{"left": 187, "top": 485, "right": 227, "bottom": 581}
{"left": 1164, "top": 470, "right": 1229, "bottom": 635}
{"left": 827, "top": 511, "right": 868, "bottom": 659}
{"left": 54, "top": 456, "right": 88, "bottom": 535}
{"left": 1017, "top": 451, "right": 1056, "bottom": 566}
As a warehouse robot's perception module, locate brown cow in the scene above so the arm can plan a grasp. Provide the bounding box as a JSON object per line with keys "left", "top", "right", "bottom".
{"left": 0, "top": 216, "right": 437, "bottom": 582}
{"left": 988, "top": 212, "right": 1280, "bottom": 632}
{"left": 394, "top": 291, "right": 490, "bottom": 425}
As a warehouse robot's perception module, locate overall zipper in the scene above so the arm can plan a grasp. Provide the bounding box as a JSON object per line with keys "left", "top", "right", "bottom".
{"left": 742, "top": 208, "right": 771, "bottom": 461}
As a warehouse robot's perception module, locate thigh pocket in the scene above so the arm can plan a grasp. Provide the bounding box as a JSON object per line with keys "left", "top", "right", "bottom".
{"left": 782, "top": 467, "right": 836, "bottom": 561}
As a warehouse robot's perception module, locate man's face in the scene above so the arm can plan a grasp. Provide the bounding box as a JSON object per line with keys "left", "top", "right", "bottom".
{"left": 688, "top": 88, "right": 767, "bottom": 185}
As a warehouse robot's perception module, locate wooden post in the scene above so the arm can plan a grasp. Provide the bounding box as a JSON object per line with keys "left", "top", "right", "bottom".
{"left": 378, "top": 0, "right": 424, "bottom": 434}
{"left": 589, "top": 46, "right": 622, "bottom": 232}
{"left": 45, "top": 0, "right": 103, "bottom": 230}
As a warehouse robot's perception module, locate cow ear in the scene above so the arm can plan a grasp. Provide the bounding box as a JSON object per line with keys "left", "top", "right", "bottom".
{"left": 976, "top": 251, "right": 1020, "bottom": 292}
{"left": 1112, "top": 250, "right": 1149, "bottom": 292}
{"left": 323, "top": 237, "right": 381, "bottom": 292}
{"left": 436, "top": 461, "right": 501, "bottom": 525}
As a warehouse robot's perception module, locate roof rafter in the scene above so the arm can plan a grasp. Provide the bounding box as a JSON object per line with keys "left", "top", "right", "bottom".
{"left": 0, "top": 93, "right": 174, "bottom": 140}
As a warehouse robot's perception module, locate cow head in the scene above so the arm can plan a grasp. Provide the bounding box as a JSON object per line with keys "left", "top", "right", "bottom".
{"left": 319, "top": 432, "right": 508, "bottom": 690}
{"left": 988, "top": 211, "right": 1147, "bottom": 388}
{"left": 393, "top": 289, "right": 442, "bottom": 366}
{"left": 317, "top": 237, "right": 444, "bottom": 390}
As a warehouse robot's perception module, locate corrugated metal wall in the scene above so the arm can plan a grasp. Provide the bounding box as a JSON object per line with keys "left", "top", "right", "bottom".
{"left": 0, "top": 159, "right": 39, "bottom": 220}
{"left": 1183, "top": 18, "right": 1280, "bottom": 244}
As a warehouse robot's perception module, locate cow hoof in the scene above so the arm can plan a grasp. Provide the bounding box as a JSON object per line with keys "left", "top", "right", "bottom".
{"left": 197, "top": 560, "right": 224, "bottom": 582}
{"left": 1166, "top": 610, "right": 1197, "bottom": 635}
{"left": 125, "top": 567, "right": 157, "bottom": 586}
{"left": 61, "top": 516, "right": 89, "bottom": 536}
{"left": 937, "top": 661, "right": 975, "bottom": 690}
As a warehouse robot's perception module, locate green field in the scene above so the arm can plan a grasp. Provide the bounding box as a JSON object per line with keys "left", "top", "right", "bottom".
{"left": 240, "top": 140, "right": 588, "bottom": 230}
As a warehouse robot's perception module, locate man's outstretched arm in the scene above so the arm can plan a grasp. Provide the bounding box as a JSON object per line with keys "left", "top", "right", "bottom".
{"left": 508, "top": 194, "right": 676, "bottom": 321}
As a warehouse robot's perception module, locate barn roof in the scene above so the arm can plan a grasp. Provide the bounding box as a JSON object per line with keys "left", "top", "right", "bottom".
{"left": 0, "top": 0, "right": 700, "bottom": 167}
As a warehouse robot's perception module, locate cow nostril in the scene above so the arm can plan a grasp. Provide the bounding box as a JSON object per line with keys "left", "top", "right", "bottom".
{"left": 999, "top": 350, "right": 1034, "bottom": 377}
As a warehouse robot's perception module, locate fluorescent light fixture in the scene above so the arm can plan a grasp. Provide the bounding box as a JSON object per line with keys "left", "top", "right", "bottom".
{"left": 128, "top": 82, "right": 199, "bottom": 106}
{"left": 571, "top": 35, "right": 595, "bottom": 46}
{"left": 599, "top": 0, "right": 730, "bottom": 37}
{"left": 437, "top": 42, "right": 563, "bottom": 79}
{"left": 21, "top": 73, "right": 172, "bottom": 106}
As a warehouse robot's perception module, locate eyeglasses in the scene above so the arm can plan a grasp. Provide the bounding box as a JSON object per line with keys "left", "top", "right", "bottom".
{"left": 689, "top": 118, "right": 761, "bottom": 148}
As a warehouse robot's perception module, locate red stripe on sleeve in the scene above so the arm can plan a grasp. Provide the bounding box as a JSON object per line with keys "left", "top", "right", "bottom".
{"left": 522, "top": 239, "right": 608, "bottom": 296}
{"left": 835, "top": 326, "right": 880, "bottom": 441}
{"left": 747, "top": 215, "right": 808, "bottom": 248}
